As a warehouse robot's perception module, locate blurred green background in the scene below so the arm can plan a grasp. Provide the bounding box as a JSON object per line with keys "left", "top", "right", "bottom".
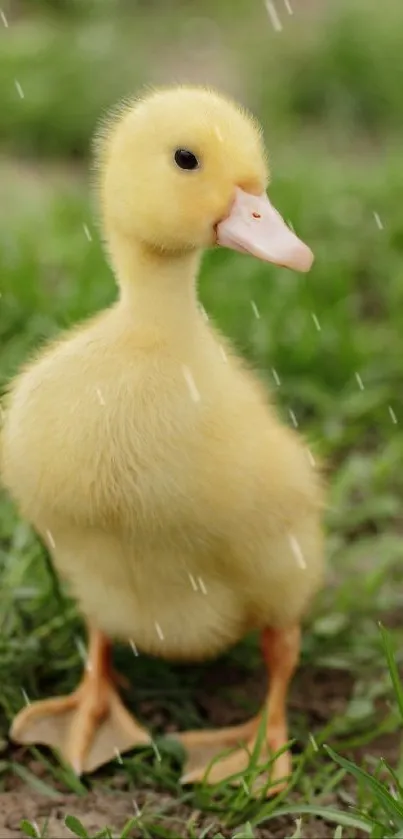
{"left": 2, "top": 0, "right": 403, "bottom": 811}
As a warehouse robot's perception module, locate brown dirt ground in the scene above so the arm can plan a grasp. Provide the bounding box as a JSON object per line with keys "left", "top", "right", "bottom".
{"left": 1, "top": 662, "right": 393, "bottom": 838}
{"left": 0, "top": 789, "right": 333, "bottom": 839}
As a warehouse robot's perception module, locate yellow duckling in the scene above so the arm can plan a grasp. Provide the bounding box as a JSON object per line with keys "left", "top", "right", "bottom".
{"left": 1, "top": 86, "right": 324, "bottom": 796}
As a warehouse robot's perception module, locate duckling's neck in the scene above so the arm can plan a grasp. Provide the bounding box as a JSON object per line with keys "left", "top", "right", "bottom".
{"left": 109, "top": 232, "right": 202, "bottom": 332}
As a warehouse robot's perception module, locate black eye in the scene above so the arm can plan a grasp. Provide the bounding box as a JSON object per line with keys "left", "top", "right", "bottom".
{"left": 174, "top": 149, "right": 199, "bottom": 171}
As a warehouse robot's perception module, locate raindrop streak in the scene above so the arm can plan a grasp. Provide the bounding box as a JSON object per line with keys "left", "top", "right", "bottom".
{"left": 373, "top": 211, "right": 384, "bottom": 230}
{"left": 14, "top": 79, "right": 24, "bottom": 98}
{"left": 355, "top": 372, "right": 364, "bottom": 391}
{"left": 198, "top": 577, "right": 208, "bottom": 595}
{"left": 21, "top": 688, "right": 31, "bottom": 706}
{"left": 155, "top": 621, "right": 164, "bottom": 640}
{"left": 214, "top": 125, "right": 224, "bottom": 142}
{"left": 182, "top": 365, "right": 200, "bottom": 403}
{"left": 251, "top": 300, "right": 260, "bottom": 319}
{"left": 288, "top": 533, "right": 307, "bottom": 569}
{"left": 46, "top": 529, "right": 56, "bottom": 549}
{"left": 132, "top": 799, "right": 142, "bottom": 818}
{"left": 311, "top": 312, "right": 321, "bottom": 332}
{"left": 389, "top": 406, "right": 398, "bottom": 424}
{"left": 200, "top": 305, "right": 209, "bottom": 322}
{"left": 220, "top": 345, "right": 228, "bottom": 362}
{"left": 114, "top": 746, "right": 123, "bottom": 764}
{"left": 271, "top": 368, "right": 281, "bottom": 386}
{"left": 309, "top": 732, "right": 318, "bottom": 751}
{"left": 75, "top": 636, "right": 86, "bottom": 662}
{"left": 0, "top": 8, "right": 8, "bottom": 26}
{"left": 241, "top": 777, "right": 250, "bottom": 795}
{"left": 130, "top": 639, "right": 139, "bottom": 656}
{"left": 283, "top": 0, "right": 293, "bottom": 13}
{"left": 306, "top": 447, "right": 316, "bottom": 467}
{"left": 83, "top": 223, "right": 92, "bottom": 241}
{"left": 152, "top": 740, "right": 162, "bottom": 762}
{"left": 294, "top": 819, "right": 303, "bottom": 837}
{"left": 188, "top": 572, "right": 198, "bottom": 592}
{"left": 96, "top": 387, "right": 105, "bottom": 406}
{"left": 264, "top": 0, "right": 283, "bottom": 31}
{"left": 289, "top": 409, "right": 298, "bottom": 428}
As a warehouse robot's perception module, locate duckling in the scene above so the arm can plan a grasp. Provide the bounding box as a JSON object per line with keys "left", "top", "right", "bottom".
{"left": 0, "top": 86, "right": 324, "bottom": 796}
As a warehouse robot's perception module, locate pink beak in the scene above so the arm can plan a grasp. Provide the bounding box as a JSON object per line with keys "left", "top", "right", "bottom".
{"left": 216, "top": 187, "right": 314, "bottom": 272}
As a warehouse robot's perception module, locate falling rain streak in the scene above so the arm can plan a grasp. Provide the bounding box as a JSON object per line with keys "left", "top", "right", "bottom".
{"left": 373, "top": 211, "right": 384, "bottom": 230}
{"left": 355, "top": 372, "right": 364, "bottom": 391}
{"left": 182, "top": 365, "right": 200, "bottom": 402}
{"left": 21, "top": 688, "right": 31, "bottom": 706}
{"left": 271, "top": 368, "right": 281, "bottom": 386}
{"left": 83, "top": 223, "right": 92, "bottom": 241}
{"left": 241, "top": 777, "right": 250, "bottom": 795}
{"left": 152, "top": 739, "right": 162, "bottom": 761}
{"left": 289, "top": 409, "right": 298, "bottom": 428}
{"left": 306, "top": 447, "right": 316, "bottom": 467}
{"left": 155, "top": 621, "right": 164, "bottom": 640}
{"left": 251, "top": 300, "right": 260, "bottom": 319}
{"left": 133, "top": 799, "right": 142, "bottom": 818}
{"left": 388, "top": 406, "right": 397, "bottom": 424}
{"left": 198, "top": 576, "right": 207, "bottom": 595}
{"left": 311, "top": 312, "right": 321, "bottom": 332}
{"left": 188, "top": 572, "right": 207, "bottom": 594}
{"left": 96, "top": 387, "right": 105, "bottom": 405}
{"left": 0, "top": 8, "right": 8, "bottom": 26}
{"left": 75, "top": 636, "right": 87, "bottom": 662}
{"left": 14, "top": 79, "right": 24, "bottom": 98}
{"left": 46, "top": 529, "right": 56, "bottom": 549}
{"left": 288, "top": 533, "right": 307, "bottom": 569}
{"left": 264, "top": 0, "right": 283, "bottom": 31}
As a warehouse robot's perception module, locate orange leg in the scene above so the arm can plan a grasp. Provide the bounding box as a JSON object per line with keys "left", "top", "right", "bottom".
{"left": 10, "top": 625, "right": 151, "bottom": 775}
{"left": 176, "top": 625, "right": 300, "bottom": 797}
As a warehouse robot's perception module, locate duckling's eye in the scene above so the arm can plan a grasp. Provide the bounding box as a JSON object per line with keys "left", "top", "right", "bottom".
{"left": 174, "top": 149, "right": 199, "bottom": 171}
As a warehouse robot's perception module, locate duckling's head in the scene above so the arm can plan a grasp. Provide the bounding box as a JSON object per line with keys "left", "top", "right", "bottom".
{"left": 96, "top": 86, "right": 313, "bottom": 271}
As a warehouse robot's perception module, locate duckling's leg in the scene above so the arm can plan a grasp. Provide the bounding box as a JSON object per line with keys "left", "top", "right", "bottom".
{"left": 177, "top": 625, "right": 300, "bottom": 797}
{"left": 10, "top": 625, "right": 151, "bottom": 774}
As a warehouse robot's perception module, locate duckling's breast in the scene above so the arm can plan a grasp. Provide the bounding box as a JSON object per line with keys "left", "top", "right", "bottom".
{"left": 47, "top": 524, "right": 250, "bottom": 661}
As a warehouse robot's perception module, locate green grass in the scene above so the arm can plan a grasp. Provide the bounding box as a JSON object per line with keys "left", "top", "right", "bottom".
{"left": 3, "top": 0, "right": 403, "bottom": 158}
{"left": 2, "top": 0, "right": 403, "bottom": 836}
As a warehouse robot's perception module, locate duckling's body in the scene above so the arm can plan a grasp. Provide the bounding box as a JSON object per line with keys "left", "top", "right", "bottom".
{"left": 1, "top": 86, "right": 324, "bottom": 795}
{"left": 3, "top": 295, "right": 321, "bottom": 659}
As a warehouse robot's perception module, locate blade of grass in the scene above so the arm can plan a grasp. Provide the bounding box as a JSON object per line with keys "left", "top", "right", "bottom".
{"left": 260, "top": 804, "right": 373, "bottom": 834}
{"left": 378, "top": 622, "right": 403, "bottom": 723}
{"left": 324, "top": 745, "right": 403, "bottom": 825}
{"left": 10, "top": 761, "right": 61, "bottom": 799}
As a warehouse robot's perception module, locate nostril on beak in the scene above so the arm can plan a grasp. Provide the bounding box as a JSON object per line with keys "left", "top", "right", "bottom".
{"left": 252, "top": 212, "right": 261, "bottom": 219}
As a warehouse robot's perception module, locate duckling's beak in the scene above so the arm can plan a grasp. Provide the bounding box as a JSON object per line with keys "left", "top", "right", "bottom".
{"left": 216, "top": 187, "right": 314, "bottom": 272}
